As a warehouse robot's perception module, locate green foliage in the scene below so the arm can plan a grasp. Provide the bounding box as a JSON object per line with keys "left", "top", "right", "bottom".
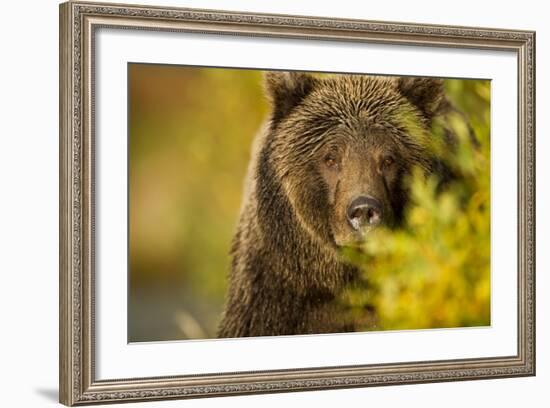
{"left": 341, "top": 79, "right": 491, "bottom": 331}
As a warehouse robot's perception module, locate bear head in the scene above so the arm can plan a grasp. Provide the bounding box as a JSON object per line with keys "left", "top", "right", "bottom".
{"left": 263, "top": 71, "right": 448, "bottom": 248}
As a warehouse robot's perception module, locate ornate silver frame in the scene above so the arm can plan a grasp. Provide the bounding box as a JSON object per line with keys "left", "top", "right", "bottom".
{"left": 59, "top": 1, "right": 536, "bottom": 405}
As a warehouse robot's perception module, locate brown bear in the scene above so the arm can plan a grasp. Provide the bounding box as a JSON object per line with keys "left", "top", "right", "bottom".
{"left": 217, "top": 71, "right": 453, "bottom": 338}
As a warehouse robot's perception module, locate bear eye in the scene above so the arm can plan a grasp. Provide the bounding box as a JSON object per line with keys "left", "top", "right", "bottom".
{"left": 382, "top": 156, "right": 395, "bottom": 168}
{"left": 324, "top": 154, "right": 339, "bottom": 169}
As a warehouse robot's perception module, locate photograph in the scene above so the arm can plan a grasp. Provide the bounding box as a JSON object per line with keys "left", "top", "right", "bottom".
{"left": 128, "top": 64, "right": 491, "bottom": 342}
{"left": 1, "top": 0, "right": 546, "bottom": 405}
{"left": 58, "top": 2, "right": 535, "bottom": 404}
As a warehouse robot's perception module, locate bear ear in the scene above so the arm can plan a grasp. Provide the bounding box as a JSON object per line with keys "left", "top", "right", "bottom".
{"left": 264, "top": 71, "right": 317, "bottom": 123}
{"left": 396, "top": 77, "right": 446, "bottom": 120}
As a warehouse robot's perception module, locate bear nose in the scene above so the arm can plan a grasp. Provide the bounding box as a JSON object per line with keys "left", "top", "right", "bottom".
{"left": 346, "top": 196, "right": 383, "bottom": 231}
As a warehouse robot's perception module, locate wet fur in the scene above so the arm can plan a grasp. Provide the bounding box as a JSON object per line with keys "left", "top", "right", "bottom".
{"left": 218, "top": 73, "right": 452, "bottom": 338}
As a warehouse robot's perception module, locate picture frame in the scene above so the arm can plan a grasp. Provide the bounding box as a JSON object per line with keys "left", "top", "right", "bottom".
{"left": 59, "top": 1, "right": 536, "bottom": 405}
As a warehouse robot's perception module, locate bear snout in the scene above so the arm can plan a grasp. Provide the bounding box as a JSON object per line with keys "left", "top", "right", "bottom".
{"left": 346, "top": 196, "right": 383, "bottom": 231}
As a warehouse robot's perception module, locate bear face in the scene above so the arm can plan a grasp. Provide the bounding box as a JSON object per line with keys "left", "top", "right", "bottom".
{"left": 264, "top": 72, "right": 447, "bottom": 248}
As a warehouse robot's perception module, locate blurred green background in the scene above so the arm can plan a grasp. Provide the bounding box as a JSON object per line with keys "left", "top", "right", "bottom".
{"left": 128, "top": 64, "right": 267, "bottom": 341}
{"left": 128, "top": 64, "right": 490, "bottom": 341}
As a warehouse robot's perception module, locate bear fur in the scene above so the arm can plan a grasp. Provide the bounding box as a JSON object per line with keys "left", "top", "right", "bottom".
{"left": 217, "top": 72, "right": 453, "bottom": 338}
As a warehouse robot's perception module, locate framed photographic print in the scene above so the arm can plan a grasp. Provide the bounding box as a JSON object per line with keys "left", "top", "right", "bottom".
{"left": 59, "top": 1, "right": 536, "bottom": 405}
